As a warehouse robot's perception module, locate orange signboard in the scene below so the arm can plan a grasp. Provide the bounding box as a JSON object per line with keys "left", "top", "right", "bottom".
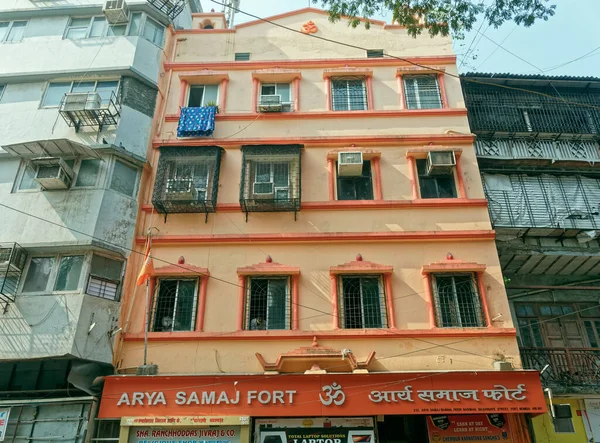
{"left": 98, "top": 372, "right": 546, "bottom": 419}
{"left": 427, "top": 414, "right": 513, "bottom": 442}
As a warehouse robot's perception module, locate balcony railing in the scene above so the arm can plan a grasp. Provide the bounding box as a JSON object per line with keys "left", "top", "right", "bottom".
{"left": 521, "top": 347, "right": 600, "bottom": 390}
{"left": 476, "top": 138, "right": 600, "bottom": 162}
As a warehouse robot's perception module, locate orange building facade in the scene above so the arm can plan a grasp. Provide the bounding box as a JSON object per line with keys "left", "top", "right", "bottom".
{"left": 101, "top": 8, "right": 545, "bottom": 443}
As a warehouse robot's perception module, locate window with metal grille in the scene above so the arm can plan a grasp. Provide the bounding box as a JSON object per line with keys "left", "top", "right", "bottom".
{"left": 366, "top": 49, "right": 384, "bottom": 58}
{"left": 240, "top": 145, "right": 302, "bottom": 215}
{"left": 337, "top": 160, "right": 373, "bottom": 200}
{"left": 331, "top": 77, "right": 367, "bottom": 111}
{"left": 92, "top": 420, "right": 120, "bottom": 442}
{"left": 152, "top": 146, "right": 222, "bottom": 214}
{"left": 235, "top": 52, "right": 251, "bottom": 61}
{"left": 188, "top": 84, "right": 219, "bottom": 107}
{"left": 86, "top": 255, "right": 123, "bottom": 301}
{"left": 151, "top": 279, "right": 198, "bottom": 332}
{"left": 245, "top": 277, "right": 290, "bottom": 330}
{"left": 404, "top": 75, "right": 442, "bottom": 109}
{"left": 553, "top": 405, "right": 575, "bottom": 433}
{"left": 339, "top": 275, "right": 387, "bottom": 328}
{"left": 416, "top": 159, "right": 456, "bottom": 198}
{"left": 432, "top": 274, "right": 484, "bottom": 327}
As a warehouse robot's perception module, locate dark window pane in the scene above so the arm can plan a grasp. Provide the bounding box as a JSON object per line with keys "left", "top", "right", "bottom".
{"left": 416, "top": 159, "right": 456, "bottom": 199}
{"left": 153, "top": 280, "right": 177, "bottom": 331}
{"left": 337, "top": 161, "right": 373, "bottom": 201}
{"left": 188, "top": 86, "right": 204, "bottom": 107}
{"left": 152, "top": 279, "right": 197, "bottom": 332}
{"left": 247, "top": 278, "right": 288, "bottom": 330}
{"left": 342, "top": 277, "right": 362, "bottom": 328}
{"left": 433, "top": 274, "right": 482, "bottom": 327}
{"left": 584, "top": 321, "right": 599, "bottom": 348}
{"left": 361, "top": 277, "right": 383, "bottom": 328}
{"left": 540, "top": 306, "right": 552, "bottom": 316}
{"left": 266, "top": 279, "right": 287, "bottom": 330}
{"left": 518, "top": 320, "right": 533, "bottom": 347}
{"left": 54, "top": 255, "right": 84, "bottom": 291}
{"left": 174, "top": 280, "right": 196, "bottom": 331}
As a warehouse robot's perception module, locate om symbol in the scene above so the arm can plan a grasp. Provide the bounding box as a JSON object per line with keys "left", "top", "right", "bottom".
{"left": 320, "top": 382, "right": 346, "bottom": 406}
{"left": 300, "top": 20, "right": 318, "bottom": 34}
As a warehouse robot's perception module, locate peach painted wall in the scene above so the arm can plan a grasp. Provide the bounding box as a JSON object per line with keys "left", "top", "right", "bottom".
{"left": 116, "top": 9, "right": 517, "bottom": 376}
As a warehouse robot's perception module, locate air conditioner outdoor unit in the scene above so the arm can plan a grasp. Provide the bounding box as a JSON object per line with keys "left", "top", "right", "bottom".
{"left": 253, "top": 182, "right": 274, "bottom": 196}
{"left": 32, "top": 158, "right": 74, "bottom": 190}
{"left": 274, "top": 187, "right": 289, "bottom": 200}
{"left": 103, "top": 0, "right": 130, "bottom": 24}
{"left": 337, "top": 151, "right": 363, "bottom": 176}
{"left": 258, "top": 95, "right": 282, "bottom": 112}
{"left": 165, "top": 178, "right": 197, "bottom": 200}
{"left": 60, "top": 92, "right": 102, "bottom": 112}
{"left": 426, "top": 151, "right": 456, "bottom": 176}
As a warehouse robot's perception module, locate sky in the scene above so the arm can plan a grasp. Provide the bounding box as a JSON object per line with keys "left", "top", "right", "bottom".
{"left": 200, "top": 0, "right": 600, "bottom": 78}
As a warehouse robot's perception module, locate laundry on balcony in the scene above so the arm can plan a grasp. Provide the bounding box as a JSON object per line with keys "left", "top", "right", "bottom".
{"left": 177, "top": 106, "right": 217, "bottom": 138}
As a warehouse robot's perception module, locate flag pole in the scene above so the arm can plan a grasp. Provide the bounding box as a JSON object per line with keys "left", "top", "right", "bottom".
{"left": 143, "top": 277, "right": 149, "bottom": 366}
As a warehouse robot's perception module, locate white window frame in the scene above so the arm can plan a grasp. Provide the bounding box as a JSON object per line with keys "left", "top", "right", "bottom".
{"left": 142, "top": 16, "right": 165, "bottom": 47}
{"left": 151, "top": 278, "right": 199, "bottom": 332}
{"left": 260, "top": 83, "right": 292, "bottom": 104}
{"left": 21, "top": 254, "right": 86, "bottom": 295}
{"left": 0, "top": 20, "right": 28, "bottom": 43}
{"left": 253, "top": 161, "right": 290, "bottom": 198}
{"left": 108, "top": 156, "right": 140, "bottom": 198}
{"left": 86, "top": 253, "right": 125, "bottom": 301}
{"left": 187, "top": 84, "right": 220, "bottom": 108}
{"left": 432, "top": 273, "right": 484, "bottom": 328}
{"left": 73, "top": 158, "right": 105, "bottom": 189}
{"left": 403, "top": 74, "right": 442, "bottom": 110}
{"left": 64, "top": 16, "right": 128, "bottom": 40}
{"left": 338, "top": 275, "right": 386, "bottom": 329}
{"left": 331, "top": 77, "right": 367, "bottom": 111}
{"left": 170, "top": 161, "right": 211, "bottom": 201}
{"left": 40, "top": 79, "right": 120, "bottom": 109}
{"left": 245, "top": 276, "right": 291, "bottom": 331}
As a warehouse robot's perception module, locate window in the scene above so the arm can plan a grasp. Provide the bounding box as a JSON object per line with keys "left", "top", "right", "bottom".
{"left": 86, "top": 255, "right": 123, "bottom": 300}
{"left": 337, "top": 160, "right": 373, "bottom": 200}
{"left": 0, "top": 20, "right": 27, "bottom": 42}
{"left": 339, "top": 276, "right": 387, "bottom": 328}
{"left": 0, "top": 84, "right": 4, "bottom": 102}
{"left": 22, "top": 255, "right": 83, "bottom": 293}
{"left": 331, "top": 77, "right": 367, "bottom": 111}
{"left": 432, "top": 274, "right": 484, "bottom": 327}
{"left": 128, "top": 13, "right": 142, "bottom": 36}
{"left": 65, "top": 16, "right": 126, "bottom": 39}
{"left": 110, "top": 159, "right": 138, "bottom": 197}
{"left": 235, "top": 52, "right": 250, "bottom": 61}
{"left": 41, "top": 80, "right": 119, "bottom": 107}
{"left": 142, "top": 17, "right": 164, "bottom": 46}
{"left": 259, "top": 83, "right": 292, "bottom": 110}
{"left": 254, "top": 162, "right": 290, "bottom": 199}
{"left": 74, "top": 159, "right": 101, "bottom": 187}
{"left": 151, "top": 279, "right": 198, "bottom": 332}
{"left": 54, "top": 255, "right": 84, "bottom": 291}
{"left": 416, "top": 159, "right": 457, "bottom": 199}
{"left": 553, "top": 405, "right": 575, "bottom": 433}
{"left": 188, "top": 85, "right": 219, "bottom": 107}
{"left": 22, "top": 257, "right": 55, "bottom": 293}
{"left": 17, "top": 162, "right": 39, "bottom": 190}
{"left": 367, "top": 49, "right": 384, "bottom": 58}
{"left": 404, "top": 75, "right": 442, "bottom": 109}
{"left": 245, "top": 277, "right": 290, "bottom": 330}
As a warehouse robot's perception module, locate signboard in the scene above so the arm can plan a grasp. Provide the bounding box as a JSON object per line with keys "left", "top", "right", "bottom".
{"left": 98, "top": 372, "right": 546, "bottom": 418}
{"left": 427, "top": 414, "right": 512, "bottom": 443}
{"left": 258, "top": 428, "right": 374, "bottom": 443}
{"left": 0, "top": 408, "right": 10, "bottom": 442}
{"left": 128, "top": 426, "right": 241, "bottom": 443}
{"left": 584, "top": 399, "right": 600, "bottom": 443}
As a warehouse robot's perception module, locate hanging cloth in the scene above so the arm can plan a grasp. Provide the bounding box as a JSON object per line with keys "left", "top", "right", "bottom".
{"left": 177, "top": 106, "right": 217, "bottom": 137}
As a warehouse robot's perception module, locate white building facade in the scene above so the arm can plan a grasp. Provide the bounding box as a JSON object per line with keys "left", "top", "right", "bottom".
{"left": 0, "top": 1, "right": 199, "bottom": 441}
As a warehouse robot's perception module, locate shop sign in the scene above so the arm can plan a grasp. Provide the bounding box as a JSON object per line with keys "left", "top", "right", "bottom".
{"left": 99, "top": 372, "right": 547, "bottom": 418}
{"left": 427, "top": 414, "right": 512, "bottom": 442}
{"left": 128, "top": 426, "right": 241, "bottom": 443}
{"left": 0, "top": 408, "right": 10, "bottom": 442}
{"left": 584, "top": 399, "right": 600, "bottom": 443}
{"left": 261, "top": 428, "right": 374, "bottom": 443}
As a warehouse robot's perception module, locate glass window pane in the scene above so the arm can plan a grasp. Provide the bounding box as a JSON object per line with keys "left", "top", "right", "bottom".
{"left": 143, "top": 18, "right": 164, "bottom": 46}
{"left": 0, "top": 23, "right": 9, "bottom": 41}
{"left": 261, "top": 84, "right": 276, "bottom": 96}
{"left": 7, "top": 21, "right": 26, "bottom": 42}
{"left": 347, "top": 80, "right": 366, "bottom": 110}
{"left": 22, "top": 257, "right": 55, "bottom": 293}
{"left": 337, "top": 178, "right": 357, "bottom": 200}
{"left": 54, "top": 255, "right": 84, "bottom": 291}
{"left": 188, "top": 86, "right": 204, "bottom": 107}
{"left": 355, "top": 177, "right": 373, "bottom": 200}
{"left": 277, "top": 83, "right": 291, "bottom": 102}
{"left": 108, "top": 24, "right": 126, "bottom": 36}
{"left": 89, "top": 17, "right": 107, "bottom": 37}
{"left": 96, "top": 81, "right": 119, "bottom": 104}
{"left": 273, "top": 162, "right": 289, "bottom": 187}
{"left": 66, "top": 27, "right": 88, "bottom": 39}
{"left": 362, "top": 277, "right": 383, "bottom": 328}
{"left": 255, "top": 163, "right": 271, "bottom": 183}
{"left": 204, "top": 85, "right": 219, "bottom": 105}
{"left": 75, "top": 159, "right": 101, "bottom": 187}
{"left": 71, "top": 81, "right": 95, "bottom": 94}
{"left": 66, "top": 18, "right": 90, "bottom": 39}
{"left": 90, "top": 255, "right": 122, "bottom": 281}
{"left": 342, "top": 276, "right": 363, "bottom": 328}
{"left": 266, "top": 279, "right": 287, "bottom": 330}
{"left": 331, "top": 80, "right": 349, "bottom": 111}
{"left": 436, "top": 176, "right": 457, "bottom": 198}
{"left": 174, "top": 280, "right": 196, "bottom": 331}
{"left": 19, "top": 163, "right": 38, "bottom": 190}
{"left": 110, "top": 160, "right": 137, "bottom": 196}
{"left": 42, "top": 82, "right": 71, "bottom": 107}
{"left": 153, "top": 280, "right": 177, "bottom": 331}
{"left": 128, "top": 13, "right": 142, "bottom": 36}
{"left": 248, "top": 278, "right": 268, "bottom": 330}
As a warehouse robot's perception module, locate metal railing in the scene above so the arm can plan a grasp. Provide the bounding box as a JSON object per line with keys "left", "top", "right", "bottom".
{"left": 521, "top": 347, "right": 600, "bottom": 387}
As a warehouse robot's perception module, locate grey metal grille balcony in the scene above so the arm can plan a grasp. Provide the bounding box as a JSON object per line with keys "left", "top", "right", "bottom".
{"left": 521, "top": 347, "right": 600, "bottom": 393}
{"left": 476, "top": 138, "right": 600, "bottom": 162}
{"left": 148, "top": 0, "right": 186, "bottom": 20}
{"left": 0, "top": 243, "right": 27, "bottom": 303}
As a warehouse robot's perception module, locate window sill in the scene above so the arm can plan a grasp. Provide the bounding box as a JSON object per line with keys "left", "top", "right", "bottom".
{"left": 124, "top": 327, "right": 516, "bottom": 341}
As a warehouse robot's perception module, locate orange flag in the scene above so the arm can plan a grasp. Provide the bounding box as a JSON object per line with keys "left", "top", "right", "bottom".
{"left": 136, "top": 237, "right": 154, "bottom": 286}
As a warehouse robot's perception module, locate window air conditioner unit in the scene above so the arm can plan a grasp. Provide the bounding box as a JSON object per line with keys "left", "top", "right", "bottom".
{"left": 337, "top": 151, "right": 363, "bottom": 176}
{"left": 60, "top": 92, "right": 102, "bottom": 112}
{"left": 274, "top": 188, "right": 289, "bottom": 200}
{"left": 426, "top": 151, "right": 456, "bottom": 176}
{"left": 258, "top": 95, "right": 282, "bottom": 112}
{"left": 103, "top": 0, "right": 130, "bottom": 24}
{"left": 165, "top": 178, "right": 197, "bottom": 200}
{"left": 32, "top": 158, "right": 74, "bottom": 190}
{"left": 253, "top": 182, "right": 274, "bottom": 196}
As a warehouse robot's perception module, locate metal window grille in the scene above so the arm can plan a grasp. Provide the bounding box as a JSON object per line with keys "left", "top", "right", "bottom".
{"left": 366, "top": 49, "right": 384, "bottom": 58}
{"left": 152, "top": 146, "right": 222, "bottom": 216}
{"left": 331, "top": 77, "right": 367, "bottom": 111}
{"left": 339, "top": 275, "right": 387, "bottom": 329}
{"left": 151, "top": 279, "right": 199, "bottom": 332}
{"left": 432, "top": 274, "right": 485, "bottom": 327}
{"left": 0, "top": 242, "right": 27, "bottom": 303}
{"left": 147, "top": 0, "right": 186, "bottom": 20}
{"left": 416, "top": 159, "right": 457, "bottom": 198}
{"left": 86, "top": 275, "right": 119, "bottom": 300}
{"left": 92, "top": 420, "right": 120, "bottom": 442}
{"left": 336, "top": 160, "right": 374, "bottom": 200}
{"left": 245, "top": 277, "right": 290, "bottom": 330}
{"left": 59, "top": 90, "right": 121, "bottom": 133}
{"left": 404, "top": 75, "right": 442, "bottom": 109}
{"left": 462, "top": 81, "right": 600, "bottom": 136}
{"left": 240, "top": 145, "right": 302, "bottom": 219}
{"left": 235, "top": 52, "right": 251, "bottom": 61}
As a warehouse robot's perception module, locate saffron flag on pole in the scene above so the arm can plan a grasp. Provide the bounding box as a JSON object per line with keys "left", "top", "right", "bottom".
{"left": 137, "top": 237, "right": 154, "bottom": 286}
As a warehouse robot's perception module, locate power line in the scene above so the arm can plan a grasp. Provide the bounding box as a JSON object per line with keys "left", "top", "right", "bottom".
{"left": 541, "top": 44, "right": 600, "bottom": 73}
{"left": 474, "top": 24, "right": 518, "bottom": 71}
